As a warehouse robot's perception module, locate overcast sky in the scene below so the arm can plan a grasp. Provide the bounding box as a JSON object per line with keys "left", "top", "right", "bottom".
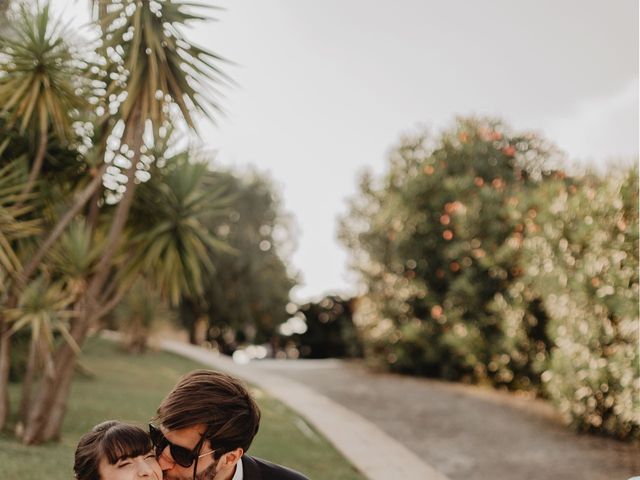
{"left": 55, "top": 0, "right": 639, "bottom": 302}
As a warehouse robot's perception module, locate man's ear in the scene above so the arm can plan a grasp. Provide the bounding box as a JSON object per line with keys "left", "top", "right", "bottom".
{"left": 218, "top": 448, "right": 244, "bottom": 470}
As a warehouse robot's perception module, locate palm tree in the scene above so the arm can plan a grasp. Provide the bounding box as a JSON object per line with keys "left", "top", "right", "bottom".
{"left": 0, "top": 3, "right": 89, "bottom": 204}
{"left": 0, "top": 3, "right": 91, "bottom": 429}
{"left": 89, "top": 0, "right": 230, "bottom": 297}
{"left": 4, "top": 277, "right": 78, "bottom": 426}
{"left": 20, "top": 0, "right": 229, "bottom": 444}
{"left": 0, "top": 157, "right": 41, "bottom": 429}
{"left": 126, "top": 154, "right": 234, "bottom": 305}
{"left": 113, "top": 278, "right": 171, "bottom": 353}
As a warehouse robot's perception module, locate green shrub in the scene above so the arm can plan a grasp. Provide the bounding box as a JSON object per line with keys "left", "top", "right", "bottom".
{"left": 520, "top": 170, "right": 639, "bottom": 439}
{"left": 341, "top": 117, "right": 556, "bottom": 386}
{"left": 281, "top": 296, "right": 363, "bottom": 359}
{"left": 341, "top": 116, "right": 639, "bottom": 440}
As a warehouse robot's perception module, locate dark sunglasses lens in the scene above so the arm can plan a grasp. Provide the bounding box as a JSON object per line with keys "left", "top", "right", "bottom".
{"left": 170, "top": 445, "right": 196, "bottom": 468}
{"left": 149, "top": 426, "right": 164, "bottom": 448}
{"left": 149, "top": 425, "right": 196, "bottom": 468}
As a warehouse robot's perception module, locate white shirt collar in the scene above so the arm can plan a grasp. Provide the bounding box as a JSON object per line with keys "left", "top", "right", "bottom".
{"left": 231, "top": 456, "right": 244, "bottom": 480}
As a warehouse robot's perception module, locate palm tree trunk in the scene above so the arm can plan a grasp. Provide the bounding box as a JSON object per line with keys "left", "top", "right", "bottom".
{"left": 21, "top": 303, "right": 91, "bottom": 444}
{"left": 87, "top": 189, "right": 101, "bottom": 233}
{"left": 88, "top": 115, "right": 142, "bottom": 296}
{"left": 22, "top": 113, "right": 143, "bottom": 444}
{"left": 19, "top": 335, "right": 38, "bottom": 423}
{"left": 0, "top": 315, "right": 10, "bottom": 430}
{"left": 40, "top": 352, "right": 75, "bottom": 441}
{"left": 0, "top": 161, "right": 107, "bottom": 433}
{"left": 21, "top": 162, "right": 108, "bottom": 282}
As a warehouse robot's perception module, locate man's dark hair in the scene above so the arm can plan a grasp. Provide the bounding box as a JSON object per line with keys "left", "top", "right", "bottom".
{"left": 74, "top": 421, "right": 153, "bottom": 480}
{"left": 155, "top": 370, "right": 261, "bottom": 457}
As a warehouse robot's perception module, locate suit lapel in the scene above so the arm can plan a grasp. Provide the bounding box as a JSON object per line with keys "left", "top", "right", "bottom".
{"left": 241, "top": 455, "right": 263, "bottom": 480}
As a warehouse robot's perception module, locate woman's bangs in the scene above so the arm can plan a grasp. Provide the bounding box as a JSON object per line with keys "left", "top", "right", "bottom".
{"left": 100, "top": 424, "right": 153, "bottom": 464}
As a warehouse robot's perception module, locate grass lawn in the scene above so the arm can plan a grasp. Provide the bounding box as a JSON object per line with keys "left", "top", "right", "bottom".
{"left": 0, "top": 337, "right": 365, "bottom": 480}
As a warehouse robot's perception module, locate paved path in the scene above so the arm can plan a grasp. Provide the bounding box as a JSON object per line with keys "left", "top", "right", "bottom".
{"left": 160, "top": 339, "right": 640, "bottom": 480}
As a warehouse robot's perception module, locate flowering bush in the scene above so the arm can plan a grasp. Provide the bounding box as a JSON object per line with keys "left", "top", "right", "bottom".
{"left": 522, "top": 171, "right": 638, "bottom": 439}
{"left": 341, "top": 117, "right": 639, "bottom": 439}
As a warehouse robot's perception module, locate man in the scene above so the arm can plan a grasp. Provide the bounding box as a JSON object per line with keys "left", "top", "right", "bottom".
{"left": 152, "top": 369, "right": 309, "bottom": 480}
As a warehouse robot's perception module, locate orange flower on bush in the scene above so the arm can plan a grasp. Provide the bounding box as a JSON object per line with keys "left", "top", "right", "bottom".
{"left": 502, "top": 145, "right": 516, "bottom": 156}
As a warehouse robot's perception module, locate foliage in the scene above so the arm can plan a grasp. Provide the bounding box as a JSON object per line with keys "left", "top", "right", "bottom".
{"left": 0, "top": 0, "right": 234, "bottom": 443}
{"left": 5, "top": 277, "right": 77, "bottom": 353}
{"left": 177, "top": 169, "right": 297, "bottom": 349}
{"left": 519, "top": 171, "right": 638, "bottom": 439}
{"left": 112, "top": 278, "right": 171, "bottom": 353}
{"left": 0, "top": 158, "right": 41, "bottom": 278}
{"left": 340, "top": 117, "right": 556, "bottom": 384}
{"left": 99, "top": 0, "right": 230, "bottom": 131}
{"left": 0, "top": 2, "right": 88, "bottom": 142}
{"left": 281, "top": 296, "right": 363, "bottom": 359}
{"left": 126, "top": 153, "right": 232, "bottom": 305}
{"left": 341, "top": 117, "right": 639, "bottom": 440}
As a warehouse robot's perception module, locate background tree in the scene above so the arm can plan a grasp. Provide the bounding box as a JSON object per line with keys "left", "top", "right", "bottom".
{"left": 113, "top": 277, "right": 171, "bottom": 354}
{"left": 176, "top": 169, "right": 297, "bottom": 351}
{"left": 507, "top": 169, "right": 638, "bottom": 439}
{"left": 340, "top": 117, "right": 556, "bottom": 385}
{"left": 340, "top": 116, "right": 639, "bottom": 440}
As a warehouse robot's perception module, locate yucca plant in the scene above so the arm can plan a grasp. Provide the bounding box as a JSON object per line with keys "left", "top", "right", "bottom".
{"left": 0, "top": 157, "right": 42, "bottom": 278}
{"left": 0, "top": 155, "right": 41, "bottom": 429}
{"left": 113, "top": 278, "right": 171, "bottom": 353}
{"left": 89, "top": 0, "right": 230, "bottom": 296}
{"left": 0, "top": 2, "right": 89, "bottom": 203}
{"left": 126, "top": 154, "right": 233, "bottom": 305}
{"left": 4, "top": 277, "right": 78, "bottom": 426}
{"left": 20, "top": 0, "right": 230, "bottom": 444}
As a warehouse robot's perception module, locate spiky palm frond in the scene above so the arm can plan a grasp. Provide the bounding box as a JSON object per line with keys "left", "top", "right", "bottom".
{"left": 4, "top": 277, "right": 80, "bottom": 355}
{"left": 0, "top": 158, "right": 42, "bottom": 276}
{"left": 0, "top": 3, "right": 89, "bottom": 142}
{"left": 125, "top": 154, "right": 234, "bottom": 305}
{"left": 99, "top": 0, "right": 231, "bottom": 132}
{"left": 46, "top": 218, "right": 101, "bottom": 288}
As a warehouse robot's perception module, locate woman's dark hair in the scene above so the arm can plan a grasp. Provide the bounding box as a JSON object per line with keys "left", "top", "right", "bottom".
{"left": 74, "top": 421, "right": 153, "bottom": 480}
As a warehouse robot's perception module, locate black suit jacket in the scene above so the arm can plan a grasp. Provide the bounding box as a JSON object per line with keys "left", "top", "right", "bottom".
{"left": 241, "top": 455, "right": 309, "bottom": 480}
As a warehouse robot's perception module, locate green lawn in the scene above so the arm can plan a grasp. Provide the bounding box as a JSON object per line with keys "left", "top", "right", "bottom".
{"left": 0, "top": 338, "right": 365, "bottom": 480}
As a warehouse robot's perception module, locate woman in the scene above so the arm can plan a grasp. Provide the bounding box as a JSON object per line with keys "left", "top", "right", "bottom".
{"left": 74, "top": 420, "right": 162, "bottom": 480}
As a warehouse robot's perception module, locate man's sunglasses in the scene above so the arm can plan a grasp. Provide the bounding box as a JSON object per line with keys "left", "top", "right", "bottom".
{"left": 149, "top": 423, "right": 216, "bottom": 468}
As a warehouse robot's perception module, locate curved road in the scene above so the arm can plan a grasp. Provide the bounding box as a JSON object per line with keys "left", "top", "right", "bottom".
{"left": 157, "top": 337, "right": 639, "bottom": 480}
{"left": 252, "top": 358, "right": 639, "bottom": 480}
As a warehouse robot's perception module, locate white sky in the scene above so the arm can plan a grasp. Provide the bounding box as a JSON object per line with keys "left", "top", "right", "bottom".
{"left": 54, "top": 0, "right": 639, "bottom": 302}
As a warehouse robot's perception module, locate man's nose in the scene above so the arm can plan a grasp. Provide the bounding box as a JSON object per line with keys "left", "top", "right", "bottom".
{"left": 157, "top": 446, "right": 176, "bottom": 469}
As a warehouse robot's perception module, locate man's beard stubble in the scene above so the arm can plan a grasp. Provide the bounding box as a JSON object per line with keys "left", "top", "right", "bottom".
{"left": 162, "top": 460, "right": 217, "bottom": 480}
